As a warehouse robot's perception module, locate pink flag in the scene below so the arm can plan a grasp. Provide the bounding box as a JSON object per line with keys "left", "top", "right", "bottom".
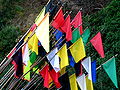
{"left": 61, "top": 15, "right": 72, "bottom": 41}
{"left": 90, "top": 32, "right": 105, "bottom": 58}
{"left": 71, "top": 11, "right": 83, "bottom": 35}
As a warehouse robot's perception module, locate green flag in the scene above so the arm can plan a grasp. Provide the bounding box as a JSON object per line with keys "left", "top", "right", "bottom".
{"left": 103, "top": 57, "right": 118, "bottom": 88}
{"left": 82, "top": 28, "right": 90, "bottom": 45}
{"left": 71, "top": 28, "right": 81, "bottom": 43}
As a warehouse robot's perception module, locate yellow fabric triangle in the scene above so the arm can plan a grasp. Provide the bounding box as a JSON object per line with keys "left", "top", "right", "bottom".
{"left": 69, "top": 38, "right": 86, "bottom": 63}
{"left": 35, "top": 7, "right": 45, "bottom": 26}
{"left": 23, "top": 60, "right": 32, "bottom": 81}
{"left": 35, "top": 13, "right": 49, "bottom": 53}
{"left": 69, "top": 74, "right": 78, "bottom": 90}
{"left": 86, "top": 76, "right": 94, "bottom": 90}
{"left": 24, "top": 31, "right": 38, "bottom": 55}
{"left": 57, "top": 44, "right": 69, "bottom": 69}
{"left": 60, "top": 67, "right": 66, "bottom": 75}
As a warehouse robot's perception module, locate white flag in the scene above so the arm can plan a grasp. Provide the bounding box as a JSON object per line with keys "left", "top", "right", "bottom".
{"left": 22, "top": 43, "right": 30, "bottom": 66}
{"left": 77, "top": 74, "right": 87, "bottom": 90}
{"left": 46, "top": 48, "right": 60, "bottom": 72}
{"left": 81, "top": 57, "right": 92, "bottom": 80}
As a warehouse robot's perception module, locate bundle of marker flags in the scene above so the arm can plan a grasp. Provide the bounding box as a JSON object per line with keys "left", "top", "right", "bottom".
{"left": 5, "top": 0, "right": 119, "bottom": 89}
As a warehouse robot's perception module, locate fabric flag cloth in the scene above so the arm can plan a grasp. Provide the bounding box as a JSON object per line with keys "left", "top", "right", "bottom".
{"left": 54, "top": 29, "right": 63, "bottom": 48}
{"left": 90, "top": 32, "right": 105, "bottom": 58}
{"left": 57, "top": 43, "right": 69, "bottom": 69}
{"left": 86, "top": 76, "right": 94, "bottom": 90}
{"left": 49, "top": 69, "right": 61, "bottom": 88}
{"left": 24, "top": 31, "right": 38, "bottom": 55}
{"left": 77, "top": 74, "right": 87, "bottom": 90}
{"left": 35, "top": 7, "right": 45, "bottom": 26}
{"left": 69, "top": 74, "right": 78, "bottom": 90}
{"left": 81, "top": 57, "right": 92, "bottom": 80}
{"left": 35, "top": 12, "right": 49, "bottom": 53}
{"left": 71, "top": 28, "right": 81, "bottom": 43}
{"left": 91, "top": 60, "right": 96, "bottom": 83}
{"left": 82, "top": 28, "right": 90, "bottom": 45}
{"left": 12, "top": 48, "right": 23, "bottom": 78}
{"left": 102, "top": 57, "right": 118, "bottom": 88}
{"left": 61, "top": 15, "right": 72, "bottom": 41}
{"left": 30, "top": 24, "right": 37, "bottom": 31}
{"left": 40, "top": 65, "right": 53, "bottom": 88}
{"left": 46, "top": 47, "right": 60, "bottom": 72}
{"left": 58, "top": 72, "right": 70, "bottom": 90}
{"left": 69, "top": 38, "right": 86, "bottom": 63}
{"left": 69, "top": 55, "right": 75, "bottom": 67}
{"left": 71, "top": 11, "right": 83, "bottom": 35}
{"left": 74, "top": 61, "right": 83, "bottom": 76}
{"left": 51, "top": 7, "right": 65, "bottom": 30}
{"left": 22, "top": 43, "right": 30, "bottom": 66}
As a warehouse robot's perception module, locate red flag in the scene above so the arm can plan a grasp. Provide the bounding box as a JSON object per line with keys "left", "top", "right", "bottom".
{"left": 71, "top": 11, "right": 83, "bottom": 35}
{"left": 51, "top": 7, "right": 65, "bottom": 30}
{"left": 40, "top": 65, "right": 52, "bottom": 88}
{"left": 90, "top": 32, "right": 105, "bottom": 58}
{"left": 49, "top": 69, "right": 61, "bottom": 88}
{"left": 61, "top": 15, "right": 72, "bottom": 41}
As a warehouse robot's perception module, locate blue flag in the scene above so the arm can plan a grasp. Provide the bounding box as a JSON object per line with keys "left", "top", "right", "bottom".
{"left": 91, "top": 60, "right": 96, "bottom": 83}
{"left": 69, "top": 55, "right": 75, "bottom": 67}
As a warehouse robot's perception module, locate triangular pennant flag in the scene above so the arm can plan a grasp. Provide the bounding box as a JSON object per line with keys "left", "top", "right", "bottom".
{"left": 51, "top": 7, "right": 65, "bottom": 30}
{"left": 74, "top": 61, "right": 83, "bottom": 76}
{"left": 103, "top": 57, "right": 118, "bottom": 88}
{"left": 82, "top": 28, "right": 90, "bottom": 45}
{"left": 77, "top": 74, "right": 87, "bottom": 90}
{"left": 69, "top": 74, "right": 78, "bottom": 90}
{"left": 71, "top": 11, "right": 83, "bottom": 34}
{"left": 47, "top": 47, "right": 60, "bottom": 72}
{"left": 35, "top": 7, "right": 45, "bottom": 26}
{"left": 69, "top": 38, "right": 86, "bottom": 63}
{"left": 22, "top": 43, "right": 30, "bottom": 66}
{"left": 12, "top": 48, "right": 23, "bottom": 78}
{"left": 71, "top": 28, "right": 81, "bottom": 43}
{"left": 49, "top": 69, "right": 61, "bottom": 88}
{"left": 61, "top": 15, "right": 72, "bottom": 41}
{"left": 91, "top": 60, "right": 96, "bottom": 83}
{"left": 69, "top": 55, "right": 75, "bottom": 67}
{"left": 40, "top": 65, "right": 53, "bottom": 88}
{"left": 57, "top": 44, "right": 69, "bottom": 69}
{"left": 81, "top": 57, "right": 92, "bottom": 80}
{"left": 86, "top": 76, "right": 94, "bottom": 90}
{"left": 90, "top": 32, "right": 105, "bottom": 58}
{"left": 35, "top": 13, "right": 49, "bottom": 53}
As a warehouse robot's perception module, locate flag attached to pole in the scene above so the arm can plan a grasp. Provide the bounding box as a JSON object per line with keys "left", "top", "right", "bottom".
{"left": 91, "top": 60, "right": 96, "bottom": 83}
{"left": 35, "top": 12, "right": 49, "bottom": 53}
{"left": 57, "top": 43, "right": 69, "bottom": 69}
{"left": 102, "top": 57, "right": 118, "bottom": 88}
{"left": 71, "top": 11, "right": 83, "bottom": 35}
{"left": 90, "top": 32, "right": 105, "bottom": 58}
{"left": 69, "top": 38, "right": 86, "bottom": 63}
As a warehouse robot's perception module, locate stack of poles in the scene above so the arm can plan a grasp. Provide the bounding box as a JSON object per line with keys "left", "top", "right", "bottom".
{"left": 0, "top": 0, "right": 118, "bottom": 89}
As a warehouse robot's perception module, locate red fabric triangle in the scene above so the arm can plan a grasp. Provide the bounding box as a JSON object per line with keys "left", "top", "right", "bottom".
{"left": 61, "top": 15, "right": 72, "bottom": 41}
{"left": 51, "top": 8, "right": 65, "bottom": 31}
{"left": 71, "top": 11, "right": 83, "bottom": 35}
{"left": 40, "top": 65, "right": 52, "bottom": 88}
{"left": 49, "top": 69, "right": 61, "bottom": 88}
{"left": 90, "top": 32, "right": 105, "bottom": 58}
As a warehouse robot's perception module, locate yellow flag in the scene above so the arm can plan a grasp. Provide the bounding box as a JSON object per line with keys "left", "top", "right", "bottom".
{"left": 69, "top": 74, "right": 78, "bottom": 90}
{"left": 35, "top": 7, "right": 45, "bottom": 26}
{"left": 35, "top": 13, "right": 49, "bottom": 53}
{"left": 23, "top": 60, "right": 32, "bottom": 81}
{"left": 60, "top": 67, "right": 66, "bottom": 75}
{"left": 24, "top": 31, "right": 38, "bottom": 55}
{"left": 57, "top": 44, "right": 69, "bottom": 69}
{"left": 86, "top": 76, "right": 94, "bottom": 90}
{"left": 69, "top": 38, "right": 86, "bottom": 63}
